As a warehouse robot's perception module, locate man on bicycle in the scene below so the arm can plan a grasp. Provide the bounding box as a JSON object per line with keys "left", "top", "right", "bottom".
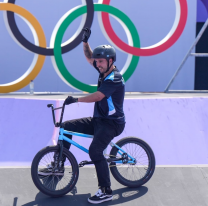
{"left": 40, "top": 27, "right": 125, "bottom": 204}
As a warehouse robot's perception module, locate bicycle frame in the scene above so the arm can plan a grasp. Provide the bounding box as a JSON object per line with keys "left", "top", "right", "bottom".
{"left": 47, "top": 103, "right": 135, "bottom": 164}
{"left": 58, "top": 128, "right": 135, "bottom": 164}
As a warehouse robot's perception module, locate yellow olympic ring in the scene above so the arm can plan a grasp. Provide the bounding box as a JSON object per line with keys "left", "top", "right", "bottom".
{"left": 0, "top": 3, "right": 46, "bottom": 93}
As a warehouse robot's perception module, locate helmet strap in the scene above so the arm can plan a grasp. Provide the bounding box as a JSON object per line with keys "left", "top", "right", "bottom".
{"left": 104, "top": 59, "right": 114, "bottom": 74}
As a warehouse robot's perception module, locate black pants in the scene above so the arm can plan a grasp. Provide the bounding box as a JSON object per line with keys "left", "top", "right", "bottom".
{"left": 61, "top": 117, "right": 125, "bottom": 187}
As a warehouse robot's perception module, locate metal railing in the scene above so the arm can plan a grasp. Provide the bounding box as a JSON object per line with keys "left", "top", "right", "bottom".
{"left": 165, "top": 18, "right": 208, "bottom": 93}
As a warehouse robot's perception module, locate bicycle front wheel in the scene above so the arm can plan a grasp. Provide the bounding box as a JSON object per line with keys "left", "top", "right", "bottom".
{"left": 110, "top": 137, "right": 155, "bottom": 187}
{"left": 31, "top": 145, "right": 79, "bottom": 197}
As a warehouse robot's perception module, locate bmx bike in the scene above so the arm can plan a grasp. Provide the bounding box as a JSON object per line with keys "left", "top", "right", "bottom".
{"left": 31, "top": 103, "right": 155, "bottom": 197}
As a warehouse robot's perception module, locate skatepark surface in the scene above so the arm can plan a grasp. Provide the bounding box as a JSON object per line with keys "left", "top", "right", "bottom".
{"left": 0, "top": 167, "right": 208, "bottom": 206}
{"left": 0, "top": 93, "right": 208, "bottom": 206}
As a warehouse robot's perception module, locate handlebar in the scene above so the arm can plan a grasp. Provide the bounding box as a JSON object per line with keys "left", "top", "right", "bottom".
{"left": 47, "top": 103, "right": 65, "bottom": 127}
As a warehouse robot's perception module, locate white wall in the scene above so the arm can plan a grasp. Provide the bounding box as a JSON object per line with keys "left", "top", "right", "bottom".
{"left": 0, "top": 0, "right": 197, "bottom": 92}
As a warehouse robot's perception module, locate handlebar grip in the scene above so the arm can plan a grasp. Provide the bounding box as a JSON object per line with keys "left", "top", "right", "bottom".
{"left": 47, "top": 104, "right": 53, "bottom": 108}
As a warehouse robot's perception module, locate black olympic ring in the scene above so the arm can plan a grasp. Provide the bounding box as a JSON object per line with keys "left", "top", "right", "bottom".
{"left": 6, "top": 0, "right": 94, "bottom": 56}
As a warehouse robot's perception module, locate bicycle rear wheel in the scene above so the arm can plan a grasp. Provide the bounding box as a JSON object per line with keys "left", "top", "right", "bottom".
{"left": 31, "top": 145, "right": 79, "bottom": 197}
{"left": 110, "top": 137, "right": 155, "bottom": 187}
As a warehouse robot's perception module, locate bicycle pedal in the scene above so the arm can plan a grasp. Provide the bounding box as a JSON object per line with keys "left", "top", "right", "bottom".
{"left": 78, "top": 160, "right": 88, "bottom": 167}
{"left": 78, "top": 160, "right": 93, "bottom": 167}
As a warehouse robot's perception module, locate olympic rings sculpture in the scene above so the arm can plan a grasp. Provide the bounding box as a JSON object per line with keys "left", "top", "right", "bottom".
{"left": 0, "top": 0, "right": 188, "bottom": 93}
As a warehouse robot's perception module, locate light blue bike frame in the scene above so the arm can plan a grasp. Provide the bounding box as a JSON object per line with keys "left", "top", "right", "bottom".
{"left": 58, "top": 128, "right": 135, "bottom": 164}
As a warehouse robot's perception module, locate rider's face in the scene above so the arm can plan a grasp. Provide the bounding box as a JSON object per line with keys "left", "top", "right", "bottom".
{"left": 95, "top": 58, "right": 112, "bottom": 74}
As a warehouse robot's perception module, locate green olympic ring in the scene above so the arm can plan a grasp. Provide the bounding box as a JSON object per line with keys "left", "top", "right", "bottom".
{"left": 54, "top": 4, "right": 140, "bottom": 93}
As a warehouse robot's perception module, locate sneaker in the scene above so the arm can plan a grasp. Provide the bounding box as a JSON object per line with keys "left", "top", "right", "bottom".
{"left": 38, "top": 162, "right": 65, "bottom": 176}
{"left": 47, "top": 161, "right": 55, "bottom": 169}
{"left": 88, "top": 187, "right": 113, "bottom": 204}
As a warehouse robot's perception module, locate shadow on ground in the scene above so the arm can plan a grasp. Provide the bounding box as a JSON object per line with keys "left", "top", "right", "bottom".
{"left": 21, "top": 186, "right": 148, "bottom": 206}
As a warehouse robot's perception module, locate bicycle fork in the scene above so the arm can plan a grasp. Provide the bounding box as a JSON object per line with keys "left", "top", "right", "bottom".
{"left": 52, "top": 140, "right": 64, "bottom": 172}
{"left": 53, "top": 120, "right": 65, "bottom": 170}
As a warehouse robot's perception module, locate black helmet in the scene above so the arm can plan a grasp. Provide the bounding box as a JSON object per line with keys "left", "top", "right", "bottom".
{"left": 92, "top": 45, "right": 116, "bottom": 62}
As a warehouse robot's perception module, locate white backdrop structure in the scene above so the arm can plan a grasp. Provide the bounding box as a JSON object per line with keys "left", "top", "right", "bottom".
{"left": 0, "top": 0, "right": 197, "bottom": 92}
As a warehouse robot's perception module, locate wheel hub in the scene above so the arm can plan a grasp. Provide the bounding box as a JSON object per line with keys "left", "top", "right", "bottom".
{"left": 122, "top": 153, "right": 129, "bottom": 164}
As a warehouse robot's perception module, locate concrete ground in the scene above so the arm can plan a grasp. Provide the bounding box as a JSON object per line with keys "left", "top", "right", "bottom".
{"left": 0, "top": 167, "right": 208, "bottom": 206}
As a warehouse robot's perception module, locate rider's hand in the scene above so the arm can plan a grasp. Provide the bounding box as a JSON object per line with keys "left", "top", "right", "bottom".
{"left": 82, "top": 27, "right": 91, "bottom": 43}
{"left": 64, "top": 96, "right": 78, "bottom": 105}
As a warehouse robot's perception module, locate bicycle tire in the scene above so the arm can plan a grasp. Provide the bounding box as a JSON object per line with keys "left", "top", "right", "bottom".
{"left": 31, "top": 145, "right": 79, "bottom": 197}
{"left": 110, "top": 137, "right": 155, "bottom": 187}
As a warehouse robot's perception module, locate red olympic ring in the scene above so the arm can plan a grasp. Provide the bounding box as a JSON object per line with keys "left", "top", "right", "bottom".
{"left": 101, "top": 0, "right": 188, "bottom": 56}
